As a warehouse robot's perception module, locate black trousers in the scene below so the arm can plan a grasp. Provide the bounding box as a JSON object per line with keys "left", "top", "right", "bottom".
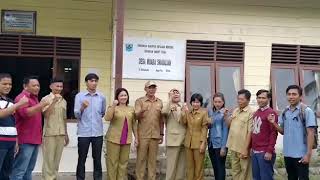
{"left": 208, "top": 146, "right": 227, "bottom": 180}
{"left": 284, "top": 157, "right": 309, "bottom": 180}
{"left": 76, "top": 136, "right": 103, "bottom": 180}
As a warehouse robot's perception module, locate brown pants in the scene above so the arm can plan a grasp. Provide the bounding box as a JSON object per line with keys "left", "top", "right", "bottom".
{"left": 42, "top": 136, "right": 65, "bottom": 180}
{"left": 230, "top": 150, "right": 252, "bottom": 180}
{"left": 186, "top": 147, "right": 205, "bottom": 180}
{"left": 106, "top": 141, "right": 130, "bottom": 180}
{"left": 136, "top": 138, "right": 159, "bottom": 180}
{"left": 166, "top": 146, "right": 186, "bottom": 180}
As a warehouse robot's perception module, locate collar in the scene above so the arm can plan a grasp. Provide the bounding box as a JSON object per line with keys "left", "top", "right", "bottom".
{"left": 191, "top": 109, "right": 201, "bottom": 115}
{"left": 85, "top": 90, "right": 98, "bottom": 96}
{"left": 0, "top": 95, "right": 7, "bottom": 101}
{"left": 191, "top": 110, "right": 199, "bottom": 115}
{"left": 143, "top": 96, "right": 158, "bottom": 102}
{"left": 259, "top": 106, "right": 270, "bottom": 111}
{"left": 287, "top": 103, "right": 301, "bottom": 111}
{"left": 22, "top": 90, "right": 37, "bottom": 98}
{"left": 211, "top": 109, "right": 224, "bottom": 114}
{"left": 172, "top": 102, "right": 182, "bottom": 107}
{"left": 0, "top": 95, "right": 13, "bottom": 103}
{"left": 240, "top": 105, "right": 249, "bottom": 112}
{"left": 49, "top": 93, "right": 63, "bottom": 101}
{"left": 49, "top": 92, "right": 55, "bottom": 98}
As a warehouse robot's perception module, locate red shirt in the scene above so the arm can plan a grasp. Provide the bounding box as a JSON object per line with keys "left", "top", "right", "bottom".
{"left": 14, "top": 90, "right": 42, "bottom": 145}
{"left": 251, "top": 107, "right": 278, "bottom": 153}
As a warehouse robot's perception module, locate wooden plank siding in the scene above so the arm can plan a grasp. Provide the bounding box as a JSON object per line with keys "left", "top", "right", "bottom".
{"left": 123, "top": 0, "right": 320, "bottom": 105}
{"left": 0, "top": 0, "right": 113, "bottom": 100}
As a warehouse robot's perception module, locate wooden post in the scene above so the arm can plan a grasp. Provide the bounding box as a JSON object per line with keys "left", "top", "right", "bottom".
{"left": 114, "top": 0, "right": 125, "bottom": 93}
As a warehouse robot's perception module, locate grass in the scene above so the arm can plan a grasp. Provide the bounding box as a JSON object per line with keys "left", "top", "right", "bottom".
{"left": 204, "top": 150, "right": 320, "bottom": 178}
{"left": 275, "top": 175, "right": 320, "bottom": 180}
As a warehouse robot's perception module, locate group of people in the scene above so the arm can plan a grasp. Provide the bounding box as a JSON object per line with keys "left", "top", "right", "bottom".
{"left": 0, "top": 73, "right": 68, "bottom": 180}
{"left": 0, "top": 71, "right": 318, "bottom": 180}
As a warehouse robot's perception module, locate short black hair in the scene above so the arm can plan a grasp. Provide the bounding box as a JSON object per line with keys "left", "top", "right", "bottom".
{"left": 190, "top": 93, "right": 203, "bottom": 106}
{"left": 0, "top": 73, "right": 12, "bottom": 81}
{"left": 286, "top": 85, "right": 303, "bottom": 96}
{"left": 85, "top": 73, "right": 99, "bottom": 82}
{"left": 238, "top": 89, "right": 251, "bottom": 100}
{"left": 50, "top": 77, "right": 64, "bottom": 84}
{"left": 115, "top": 88, "right": 129, "bottom": 105}
{"left": 23, "top": 76, "right": 39, "bottom": 85}
{"left": 256, "top": 89, "right": 271, "bottom": 98}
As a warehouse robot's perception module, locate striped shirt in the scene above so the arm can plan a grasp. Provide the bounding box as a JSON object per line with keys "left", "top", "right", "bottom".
{"left": 0, "top": 96, "right": 17, "bottom": 142}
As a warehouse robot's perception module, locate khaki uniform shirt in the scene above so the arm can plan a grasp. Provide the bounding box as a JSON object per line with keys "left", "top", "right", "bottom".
{"left": 104, "top": 105, "right": 137, "bottom": 144}
{"left": 226, "top": 105, "right": 254, "bottom": 154}
{"left": 42, "top": 93, "right": 67, "bottom": 136}
{"left": 181, "top": 108, "right": 209, "bottom": 149}
{"left": 135, "top": 96, "right": 163, "bottom": 139}
{"left": 162, "top": 102, "right": 186, "bottom": 146}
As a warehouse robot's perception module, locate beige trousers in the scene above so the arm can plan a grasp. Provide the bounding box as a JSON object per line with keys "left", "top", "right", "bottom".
{"left": 42, "top": 136, "right": 65, "bottom": 180}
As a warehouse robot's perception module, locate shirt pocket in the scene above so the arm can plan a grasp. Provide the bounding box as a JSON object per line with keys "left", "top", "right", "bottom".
{"left": 125, "top": 111, "right": 134, "bottom": 122}
{"left": 239, "top": 117, "right": 249, "bottom": 128}
{"left": 155, "top": 102, "right": 162, "bottom": 111}
{"left": 168, "top": 129, "right": 180, "bottom": 135}
{"left": 291, "top": 116, "right": 304, "bottom": 129}
{"left": 94, "top": 97, "right": 104, "bottom": 114}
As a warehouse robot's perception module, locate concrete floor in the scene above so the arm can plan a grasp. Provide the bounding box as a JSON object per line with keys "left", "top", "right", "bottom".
{"left": 32, "top": 173, "right": 99, "bottom": 180}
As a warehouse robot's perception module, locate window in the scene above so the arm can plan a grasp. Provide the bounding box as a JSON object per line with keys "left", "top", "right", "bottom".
{"left": 185, "top": 40, "right": 244, "bottom": 108}
{"left": 55, "top": 59, "right": 80, "bottom": 119}
{"left": 271, "top": 44, "right": 320, "bottom": 115}
{"left": 0, "top": 35, "right": 81, "bottom": 119}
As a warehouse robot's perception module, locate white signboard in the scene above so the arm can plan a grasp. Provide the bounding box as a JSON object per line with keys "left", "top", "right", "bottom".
{"left": 122, "top": 38, "right": 185, "bottom": 80}
{"left": 1, "top": 10, "right": 36, "bottom": 34}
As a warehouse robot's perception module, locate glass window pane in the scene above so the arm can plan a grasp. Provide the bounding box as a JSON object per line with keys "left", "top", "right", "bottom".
{"left": 273, "top": 68, "right": 296, "bottom": 111}
{"left": 217, "top": 66, "right": 241, "bottom": 108}
{"left": 189, "top": 65, "right": 212, "bottom": 108}
{"left": 56, "top": 59, "right": 79, "bottom": 119}
{"left": 302, "top": 70, "right": 320, "bottom": 113}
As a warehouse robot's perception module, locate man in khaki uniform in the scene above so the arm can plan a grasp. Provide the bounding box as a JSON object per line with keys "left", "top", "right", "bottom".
{"left": 135, "top": 81, "right": 164, "bottom": 180}
{"left": 42, "top": 78, "right": 69, "bottom": 180}
{"left": 225, "top": 89, "right": 254, "bottom": 180}
{"left": 162, "top": 89, "right": 186, "bottom": 180}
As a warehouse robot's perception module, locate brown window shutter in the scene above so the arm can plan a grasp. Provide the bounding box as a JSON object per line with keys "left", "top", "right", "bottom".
{"left": 0, "top": 35, "right": 81, "bottom": 58}
{"left": 300, "top": 45, "right": 320, "bottom": 65}
{"left": 21, "top": 35, "right": 54, "bottom": 56}
{"left": 272, "top": 44, "right": 298, "bottom": 64}
{"left": 56, "top": 37, "right": 81, "bottom": 57}
{"left": 186, "top": 40, "right": 244, "bottom": 62}
{"left": 272, "top": 44, "right": 320, "bottom": 65}
{"left": 186, "top": 40, "right": 215, "bottom": 61}
{"left": 216, "top": 41, "right": 244, "bottom": 62}
{"left": 0, "top": 35, "right": 19, "bottom": 55}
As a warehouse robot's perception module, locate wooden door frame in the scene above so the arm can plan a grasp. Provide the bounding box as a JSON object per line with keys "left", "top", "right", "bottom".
{"left": 270, "top": 64, "right": 299, "bottom": 112}
{"left": 185, "top": 60, "right": 215, "bottom": 103}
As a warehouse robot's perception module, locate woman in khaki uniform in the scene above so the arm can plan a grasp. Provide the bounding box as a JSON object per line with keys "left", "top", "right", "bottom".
{"left": 181, "top": 93, "right": 209, "bottom": 180}
{"left": 104, "top": 88, "right": 137, "bottom": 180}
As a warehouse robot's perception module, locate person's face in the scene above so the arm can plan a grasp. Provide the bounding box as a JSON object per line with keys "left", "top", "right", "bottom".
{"left": 0, "top": 78, "right": 12, "bottom": 96}
{"left": 50, "top": 82, "right": 63, "bottom": 94}
{"left": 237, "top": 94, "right": 249, "bottom": 108}
{"left": 171, "top": 90, "right": 181, "bottom": 103}
{"left": 86, "top": 79, "right": 98, "bottom": 91}
{"left": 256, "top": 92, "right": 269, "bottom": 108}
{"left": 191, "top": 99, "right": 201, "bottom": 110}
{"left": 118, "top": 90, "right": 128, "bottom": 105}
{"left": 25, "top": 79, "right": 40, "bottom": 95}
{"left": 287, "top": 89, "right": 301, "bottom": 106}
{"left": 213, "top": 97, "right": 224, "bottom": 110}
{"left": 145, "top": 85, "right": 157, "bottom": 97}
